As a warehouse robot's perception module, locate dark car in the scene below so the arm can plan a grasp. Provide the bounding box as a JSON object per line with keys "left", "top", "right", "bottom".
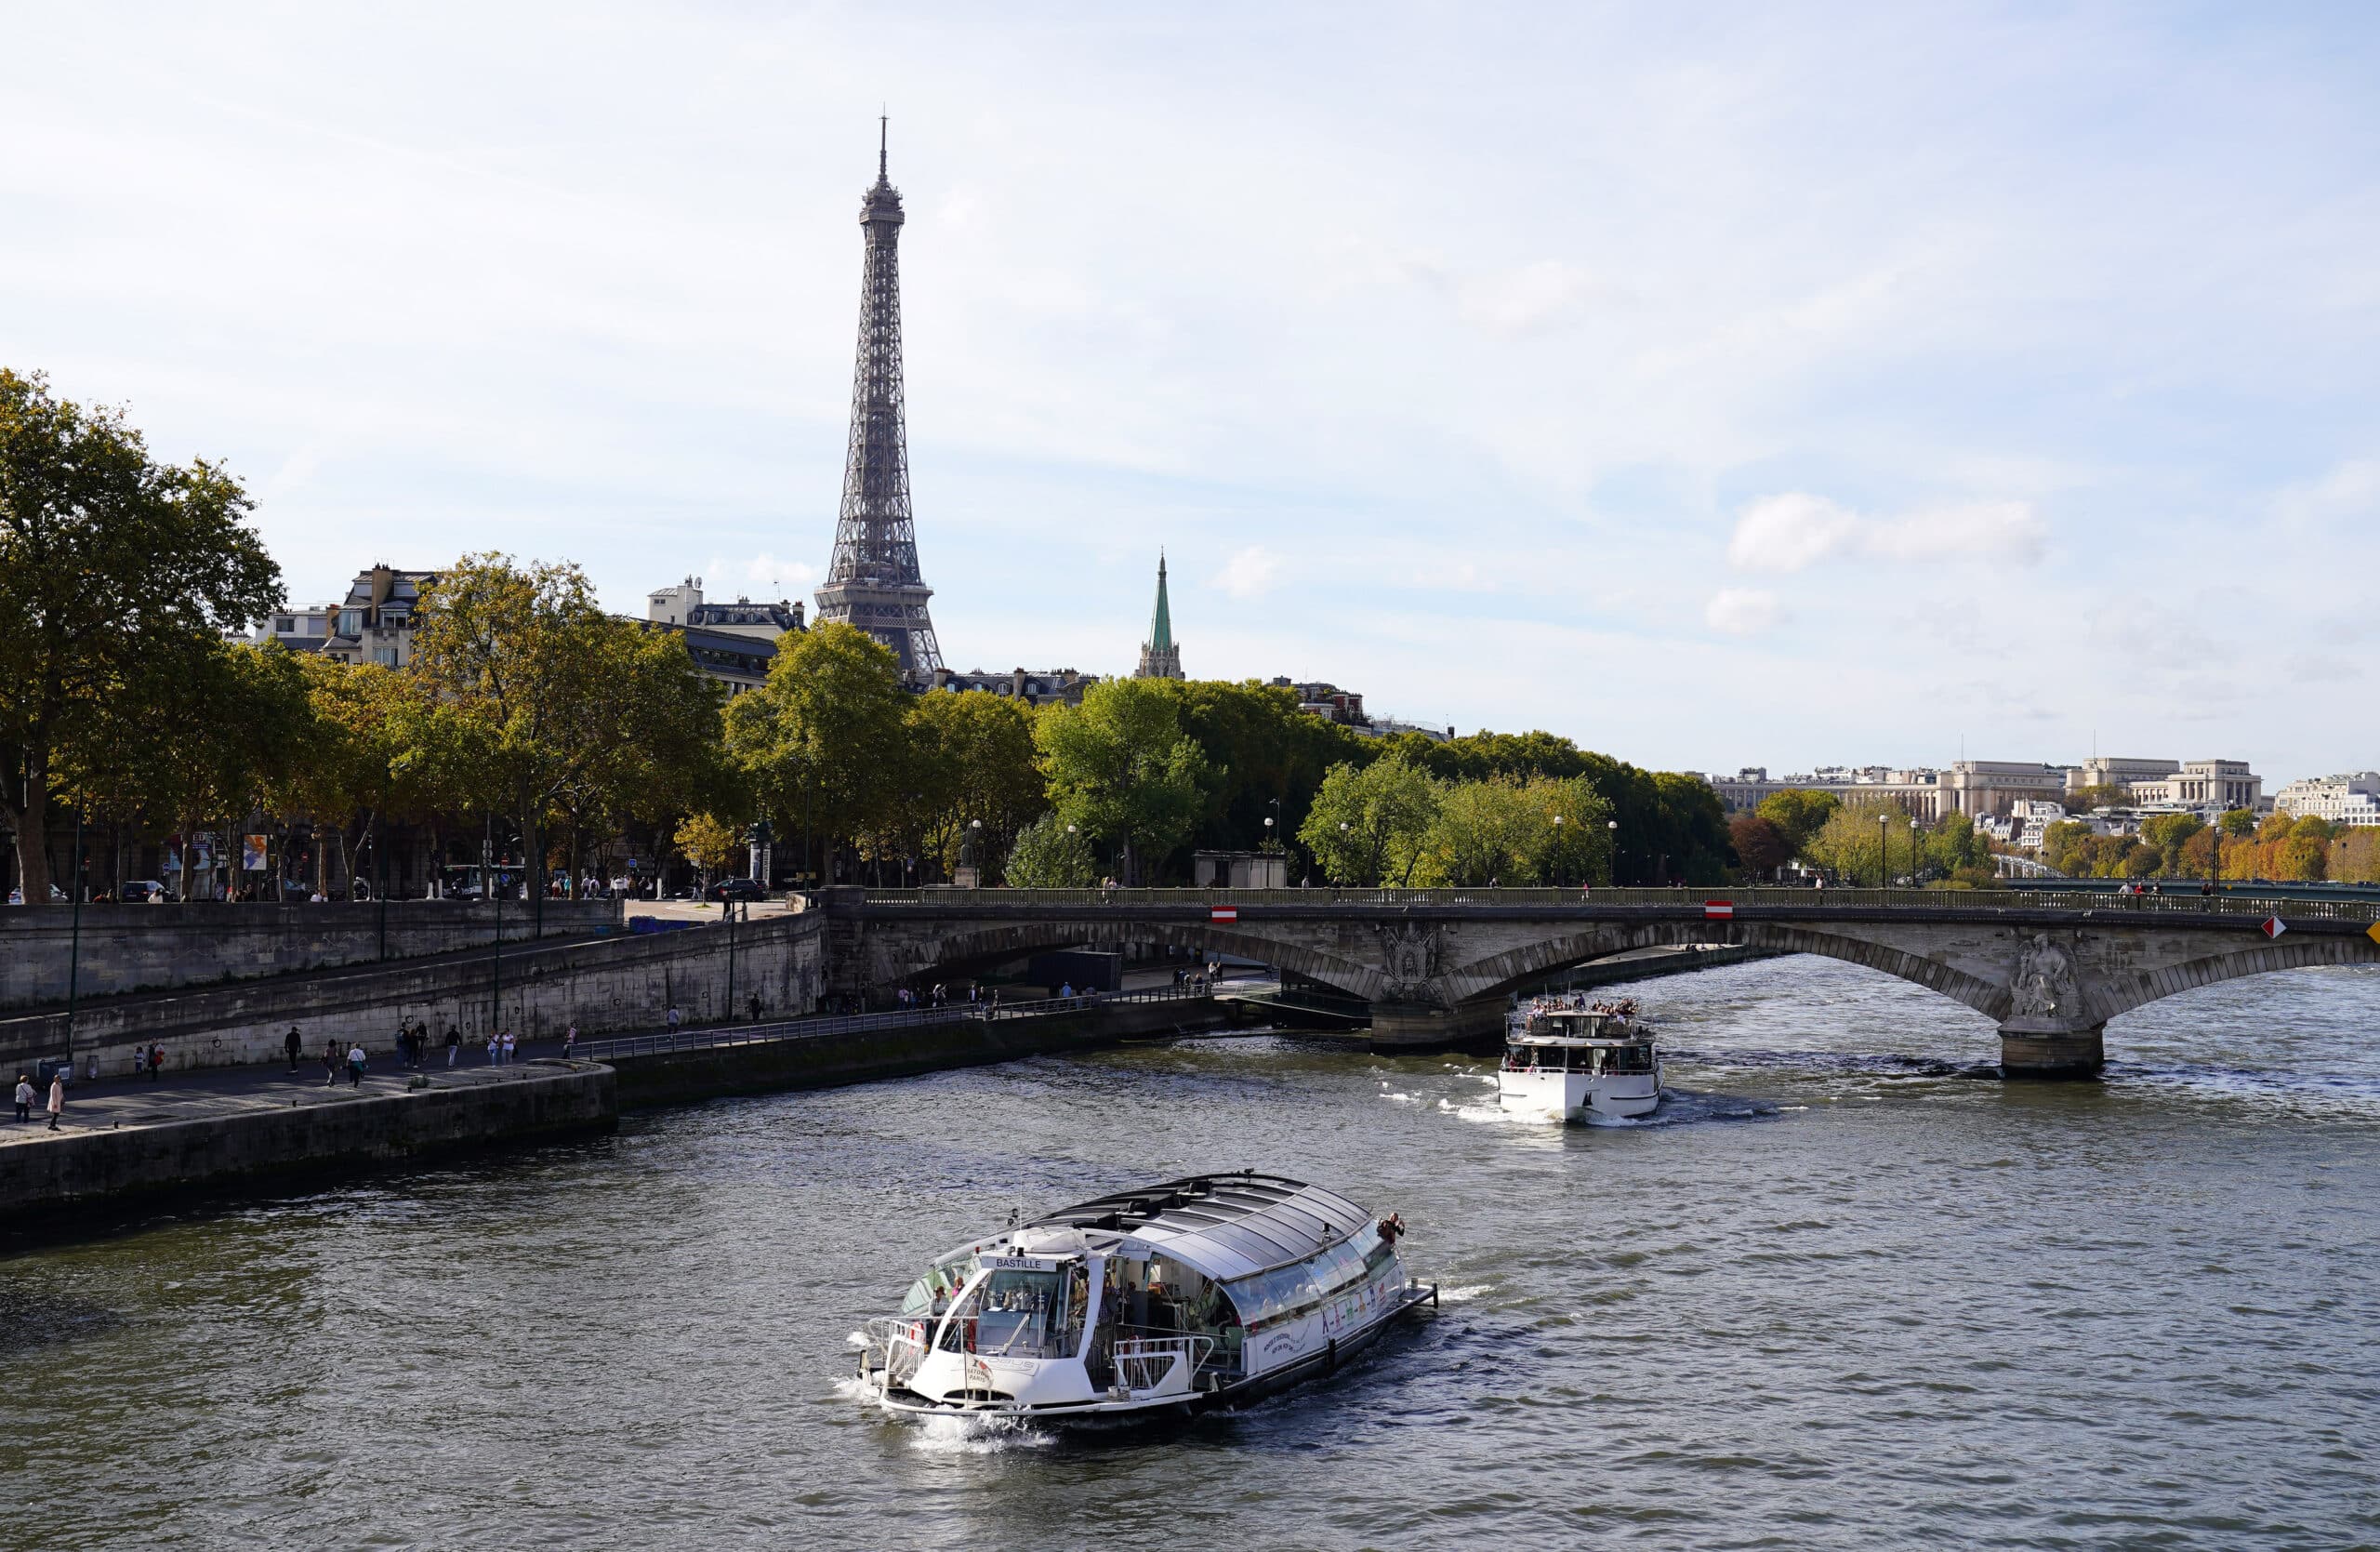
{"left": 705, "top": 877, "right": 769, "bottom": 902}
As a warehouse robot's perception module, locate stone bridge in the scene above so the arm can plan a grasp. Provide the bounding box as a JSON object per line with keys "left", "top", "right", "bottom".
{"left": 818, "top": 886, "right": 2380, "bottom": 1077}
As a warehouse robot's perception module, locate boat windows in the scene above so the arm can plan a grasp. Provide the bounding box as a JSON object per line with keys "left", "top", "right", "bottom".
{"left": 936, "top": 1267, "right": 1082, "bottom": 1359}
{"left": 1226, "top": 1262, "right": 1323, "bottom": 1326}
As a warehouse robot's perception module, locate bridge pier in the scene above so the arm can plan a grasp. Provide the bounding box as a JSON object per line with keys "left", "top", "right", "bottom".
{"left": 1367, "top": 999, "right": 1503, "bottom": 1053}
{"left": 1998, "top": 1023, "right": 2106, "bottom": 1080}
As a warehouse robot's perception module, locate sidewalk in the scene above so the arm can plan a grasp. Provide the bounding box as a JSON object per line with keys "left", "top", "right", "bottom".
{"left": 0, "top": 1031, "right": 600, "bottom": 1149}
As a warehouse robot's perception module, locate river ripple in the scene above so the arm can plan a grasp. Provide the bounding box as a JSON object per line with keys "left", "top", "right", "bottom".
{"left": 3, "top": 956, "right": 2375, "bottom": 1550}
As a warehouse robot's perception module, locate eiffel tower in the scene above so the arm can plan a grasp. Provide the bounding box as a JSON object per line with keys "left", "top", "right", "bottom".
{"left": 813, "top": 119, "right": 943, "bottom": 678}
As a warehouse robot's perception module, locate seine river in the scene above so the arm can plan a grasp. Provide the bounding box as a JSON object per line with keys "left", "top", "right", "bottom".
{"left": 5, "top": 956, "right": 2376, "bottom": 1550}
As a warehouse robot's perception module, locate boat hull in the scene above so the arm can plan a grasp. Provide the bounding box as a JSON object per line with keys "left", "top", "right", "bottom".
{"left": 864, "top": 1282, "right": 1436, "bottom": 1426}
{"left": 1497, "top": 1068, "right": 1661, "bottom": 1123}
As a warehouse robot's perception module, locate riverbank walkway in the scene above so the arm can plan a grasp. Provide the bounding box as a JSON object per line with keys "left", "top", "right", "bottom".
{"left": 0, "top": 1034, "right": 597, "bottom": 1148}
{"left": 0, "top": 984, "right": 1222, "bottom": 1151}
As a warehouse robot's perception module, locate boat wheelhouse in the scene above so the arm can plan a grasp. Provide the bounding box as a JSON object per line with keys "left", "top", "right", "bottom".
{"left": 1498, "top": 993, "right": 1661, "bottom": 1123}
{"left": 855, "top": 1171, "right": 1435, "bottom": 1421}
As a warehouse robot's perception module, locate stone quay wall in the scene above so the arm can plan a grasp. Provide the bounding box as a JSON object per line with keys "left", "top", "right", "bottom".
{"left": 0, "top": 900, "right": 620, "bottom": 1012}
{"left": 0, "top": 1063, "right": 616, "bottom": 1221}
{"left": 607, "top": 996, "right": 1231, "bottom": 1110}
{"left": 0, "top": 913, "right": 826, "bottom": 1077}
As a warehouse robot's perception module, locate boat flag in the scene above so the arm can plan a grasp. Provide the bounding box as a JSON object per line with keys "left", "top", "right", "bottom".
{"left": 1702, "top": 900, "right": 1736, "bottom": 921}
{"left": 1210, "top": 907, "right": 1238, "bottom": 923}
{"left": 2369, "top": 922, "right": 2380, "bottom": 947}
{"left": 2261, "top": 916, "right": 2287, "bottom": 939}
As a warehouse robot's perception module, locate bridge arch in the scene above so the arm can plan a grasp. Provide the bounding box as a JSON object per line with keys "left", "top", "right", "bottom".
{"left": 870, "top": 917, "right": 1383, "bottom": 1001}
{"left": 1444, "top": 921, "right": 2009, "bottom": 1020}
{"left": 2089, "top": 937, "right": 2379, "bottom": 1027}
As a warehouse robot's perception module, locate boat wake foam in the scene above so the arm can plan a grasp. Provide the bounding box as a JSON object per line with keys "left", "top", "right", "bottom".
{"left": 908, "top": 1411, "right": 1056, "bottom": 1456}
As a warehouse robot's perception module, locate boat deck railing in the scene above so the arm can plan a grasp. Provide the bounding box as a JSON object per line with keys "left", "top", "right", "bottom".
{"left": 580, "top": 982, "right": 1214, "bottom": 1061}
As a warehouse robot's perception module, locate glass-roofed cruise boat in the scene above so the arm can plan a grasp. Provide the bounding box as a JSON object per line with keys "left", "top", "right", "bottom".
{"left": 854, "top": 1171, "right": 1435, "bottom": 1422}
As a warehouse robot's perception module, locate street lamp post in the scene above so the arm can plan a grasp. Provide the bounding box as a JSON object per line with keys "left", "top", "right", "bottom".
{"left": 1910, "top": 817, "right": 1921, "bottom": 888}
{"left": 65, "top": 793, "right": 85, "bottom": 1072}
{"left": 1552, "top": 814, "right": 1565, "bottom": 886}
{"left": 1607, "top": 818, "right": 1620, "bottom": 886}
{"left": 1877, "top": 814, "right": 1889, "bottom": 888}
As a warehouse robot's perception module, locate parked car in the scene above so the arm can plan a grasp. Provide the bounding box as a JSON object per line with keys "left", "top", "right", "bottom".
{"left": 120, "top": 880, "right": 170, "bottom": 903}
{"left": 705, "top": 877, "right": 769, "bottom": 902}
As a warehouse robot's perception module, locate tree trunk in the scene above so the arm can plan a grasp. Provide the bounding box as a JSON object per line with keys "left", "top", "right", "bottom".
{"left": 7, "top": 751, "right": 52, "bottom": 901}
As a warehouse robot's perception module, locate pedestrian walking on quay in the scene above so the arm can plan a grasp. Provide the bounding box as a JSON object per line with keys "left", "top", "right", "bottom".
{"left": 562, "top": 1024, "right": 577, "bottom": 1061}
{"left": 666, "top": 1004, "right": 681, "bottom": 1038}
{"left": 486, "top": 1032, "right": 500, "bottom": 1066}
{"left": 46, "top": 1072, "right": 65, "bottom": 1131}
{"left": 284, "top": 1026, "right": 303, "bottom": 1073}
{"left": 346, "top": 1044, "right": 366, "bottom": 1086}
{"left": 14, "top": 1073, "right": 33, "bottom": 1122}
{"left": 324, "top": 1041, "right": 340, "bottom": 1086}
{"left": 444, "top": 1026, "right": 461, "bottom": 1068}
{"left": 500, "top": 1029, "right": 517, "bottom": 1066}
{"left": 147, "top": 1043, "right": 164, "bottom": 1081}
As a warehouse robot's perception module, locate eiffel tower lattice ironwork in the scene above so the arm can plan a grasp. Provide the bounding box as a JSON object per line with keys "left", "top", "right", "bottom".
{"left": 813, "top": 118, "right": 943, "bottom": 677}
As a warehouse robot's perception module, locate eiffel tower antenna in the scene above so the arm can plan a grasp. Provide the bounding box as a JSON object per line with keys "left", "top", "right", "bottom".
{"left": 814, "top": 119, "right": 944, "bottom": 678}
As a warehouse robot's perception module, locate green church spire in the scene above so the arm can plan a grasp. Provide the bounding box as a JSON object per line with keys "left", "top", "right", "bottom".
{"left": 1136, "top": 550, "right": 1183, "bottom": 679}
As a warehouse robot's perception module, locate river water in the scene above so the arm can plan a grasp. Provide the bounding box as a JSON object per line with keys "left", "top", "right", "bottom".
{"left": 5, "top": 956, "right": 2377, "bottom": 1551}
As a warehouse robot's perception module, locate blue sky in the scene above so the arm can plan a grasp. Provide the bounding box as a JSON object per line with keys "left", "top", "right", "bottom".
{"left": 4, "top": 3, "right": 2375, "bottom": 782}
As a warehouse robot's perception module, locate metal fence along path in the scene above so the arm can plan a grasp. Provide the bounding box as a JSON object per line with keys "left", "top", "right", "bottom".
{"left": 851, "top": 884, "right": 2380, "bottom": 925}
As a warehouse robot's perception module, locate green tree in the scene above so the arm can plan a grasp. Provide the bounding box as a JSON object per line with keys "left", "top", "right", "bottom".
{"left": 2139, "top": 812, "right": 2204, "bottom": 876}
{"left": 412, "top": 554, "right": 723, "bottom": 898}
{"left": 1757, "top": 789, "right": 1842, "bottom": 857}
{"left": 898, "top": 690, "right": 1046, "bottom": 879}
{"left": 0, "top": 369, "right": 282, "bottom": 899}
{"left": 721, "top": 621, "right": 909, "bottom": 884}
{"left": 1298, "top": 753, "right": 1440, "bottom": 886}
{"left": 2217, "top": 808, "right": 2256, "bottom": 839}
{"left": 673, "top": 814, "right": 744, "bottom": 884}
{"left": 2040, "top": 819, "right": 2094, "bottom": 876}
{"left": 1413, "top": 776, "right": 1547, "bottom": 886}
{"left": 2064, "top": 784, "right": 2133, "bottom": 813}
{"left": 59, "top": 640, "right": 311, "bottom": 898}
{"left": 1921, "top": 812, "right": 1990, "bottom": 879}
{"left": 1035, "top": 678, "right": 1213, "bottom": 882}
{"left": 1001, "top": 812, "right": 1097, "bottom": 888}
{"left": 1804, "top": 803, "right": 1915, "bottom": 884}
{"left": 1157, "top": 679, "right": 1370, "bottom": 857}
{"left": 1526, "top": 775, "right": 1615, "bottom": 885}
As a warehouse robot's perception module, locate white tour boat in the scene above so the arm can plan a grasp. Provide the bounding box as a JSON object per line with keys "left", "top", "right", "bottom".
{"left": 1497, "top": 993, "right": 1662, "bottom": 1123}
{"left": 854, "top": 1171, "right": 1435, "bottom": 1422}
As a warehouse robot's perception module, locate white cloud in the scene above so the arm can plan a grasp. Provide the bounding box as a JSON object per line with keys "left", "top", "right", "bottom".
{"left": 2272, "top": 459, "right": 2380, "bottom": 532}
{"left": 1865, "top": 501, "right": 2048, "bottom": 565}
{"left": 1705, "top": 588, "right": 1785, "bottom": 635}
{"left": 1726, "top": 493, "right": 1862, "bottom": 572}
{"left": 1727, "top": 494, "right": 2046, "bottom": 572}
{"left": 1216, "top": 545, "right": 1286, "bottom": 599}
{"left": 1455, "top": 260, "right": 1604, "bottom": 338}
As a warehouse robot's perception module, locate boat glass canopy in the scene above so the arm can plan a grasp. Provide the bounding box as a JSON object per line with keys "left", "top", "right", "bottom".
{"left": 1027, "top": 1172, "right": 1374, "bottom": 1283}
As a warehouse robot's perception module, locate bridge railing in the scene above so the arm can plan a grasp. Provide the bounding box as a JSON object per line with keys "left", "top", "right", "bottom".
{"left": 577, "top": 982, "right": 1215, "bottom": 1062}
{"left": 856, "top": 885, "right": 2380, "bottom": 924}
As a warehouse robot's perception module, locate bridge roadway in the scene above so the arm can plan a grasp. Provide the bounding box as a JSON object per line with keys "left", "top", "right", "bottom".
{"left": 822, "top": 885, "right": 2380, "bottom": 1077}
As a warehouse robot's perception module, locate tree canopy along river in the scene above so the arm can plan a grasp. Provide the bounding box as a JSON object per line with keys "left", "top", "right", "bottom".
{"left": 3, "top": 956, "right": 2374, "bottom": 1550}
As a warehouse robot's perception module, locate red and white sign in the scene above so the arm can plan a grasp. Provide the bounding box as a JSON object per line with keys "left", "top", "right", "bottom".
{"left": 2261, "top": 915, "right": 2287, "bottom": 939}
{"left": 1703, "top": 900, "right": 1736, "bottom": 921}
{"left": 1210, "top": 907, "right": 1238, "bottom": 923}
